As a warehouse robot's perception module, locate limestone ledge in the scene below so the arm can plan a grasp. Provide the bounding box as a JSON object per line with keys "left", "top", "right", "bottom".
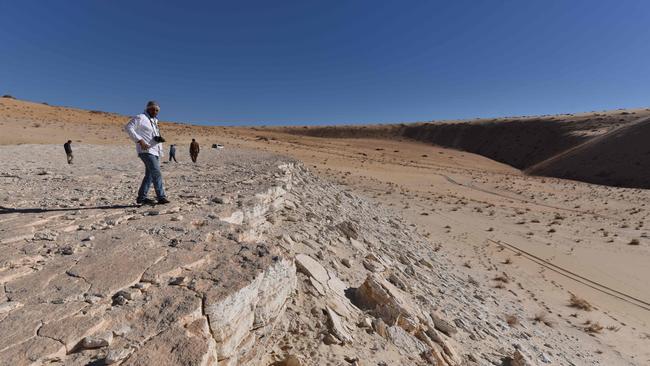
{"left": 205, "top": 258, "right": 296, "bottom": 366}
{"left": 219, "top": 162, "right": 300, "bottom": 242}
{"left": 132, "top": 161, "right": 303, "bottom": 366}
{"left": 0, "top": 160, "right": 304, "bottom": 366}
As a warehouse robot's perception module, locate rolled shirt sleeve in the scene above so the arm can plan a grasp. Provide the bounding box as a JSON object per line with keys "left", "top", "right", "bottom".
{"left": 124, "top": 116, "right": 144, "bottom": 143}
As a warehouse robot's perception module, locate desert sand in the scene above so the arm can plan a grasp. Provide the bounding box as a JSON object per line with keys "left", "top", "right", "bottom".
{"left": 1, "top": 96, "right": 649, "bottom": 365}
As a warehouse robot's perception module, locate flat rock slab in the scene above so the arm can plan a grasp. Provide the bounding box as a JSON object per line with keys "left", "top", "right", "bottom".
{"left": 122, "top": 323, "right": 216, "bottom": 366}
{"left": 0, "top": 145, "right": 298, "bottom": 365}
{"left": 0, "top": 336, "right": 65, "bottom": 365}
{"left": 0, "top": 301, "right": 87, "bottom": 352}
{"left": 68, "top": 234, "right": 166, "bottom": 297}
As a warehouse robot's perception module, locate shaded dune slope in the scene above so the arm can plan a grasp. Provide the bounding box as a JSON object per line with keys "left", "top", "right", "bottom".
{"left": 279, "top": 120, "right": 585, "bottom": 168}
{"left": 280, "top": 112, "right": 650, "bottom": 188}
{"left": 398, "top": 120, "right": 585, "bottom": 169}
{"left": 527, "top": 116, "right": 650, "bottom": 188}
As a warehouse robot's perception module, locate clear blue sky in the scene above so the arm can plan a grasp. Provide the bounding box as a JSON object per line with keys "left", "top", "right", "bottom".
{"left": 2, "top": 1, "right": 649, "bottom": 125}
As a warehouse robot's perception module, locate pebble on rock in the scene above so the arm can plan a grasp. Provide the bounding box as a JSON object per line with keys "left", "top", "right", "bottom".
{"left": 104, "top": 348, "right": 132, "bottom": 364}
{"left": 80, "top": 333, "right": 112, "bottom": 349}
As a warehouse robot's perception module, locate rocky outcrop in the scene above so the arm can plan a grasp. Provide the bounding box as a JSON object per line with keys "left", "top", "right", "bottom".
{"left": 352, "top": 274, "right": 462, "bottom": 366}
{"left": 204, "top": 258, "right": 296, "bottom": 365}
{"left": 280, "top": 210, "right": 463, "bottom": 366}
{"left": 1, "top": 145, "right": 611, "bottom": 365}
{"left": 295, "top": 254, "right": 358, "bottom": 344}
{"left": 0, "top": 147, "right": 300, "bottom": 365}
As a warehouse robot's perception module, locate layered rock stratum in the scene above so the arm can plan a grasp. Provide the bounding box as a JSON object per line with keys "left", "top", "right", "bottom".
{"left": 0, "top": 145, "right": 633, "bottom": 365}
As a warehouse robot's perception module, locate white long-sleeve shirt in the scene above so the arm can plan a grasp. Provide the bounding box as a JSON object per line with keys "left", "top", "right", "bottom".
{"left": 124, "top": 113, "right": 164, "bottom": 157}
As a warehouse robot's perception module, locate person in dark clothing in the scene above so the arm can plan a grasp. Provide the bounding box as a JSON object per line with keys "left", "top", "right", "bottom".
{"left": 169, "top": 144, "right": 177, "bottom": 162}
{"left": 63, "top": 140, "right": 73, "bottom": 164}
{"left": 190, "top": 139, "right": 200, "bottom": 163}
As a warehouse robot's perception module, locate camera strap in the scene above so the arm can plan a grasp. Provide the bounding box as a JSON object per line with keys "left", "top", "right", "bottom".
{"left": 145, "top": 114, "right": 160, "bottom": 137}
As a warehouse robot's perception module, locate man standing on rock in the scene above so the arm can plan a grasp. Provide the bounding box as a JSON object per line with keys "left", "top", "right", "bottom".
{"left": 190, "top": 138, "right": 200, "bottom": 163}
{"left": 124, "top": 101, "right": 170, "bottom": 205}
{"left": 63, "top": 140, "right": 73, "bottom": 164}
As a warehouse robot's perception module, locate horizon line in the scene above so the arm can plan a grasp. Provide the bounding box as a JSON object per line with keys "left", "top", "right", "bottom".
{"left": 3, "top": 95, "right": 649, "bottom": 128}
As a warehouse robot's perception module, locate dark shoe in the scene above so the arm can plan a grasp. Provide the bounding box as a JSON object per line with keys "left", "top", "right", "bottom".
{"left": 157, "top": 197, "right": 171, "bottom": 205}
{"left": 136, "top": 198, "right": 155, "bottom": 205}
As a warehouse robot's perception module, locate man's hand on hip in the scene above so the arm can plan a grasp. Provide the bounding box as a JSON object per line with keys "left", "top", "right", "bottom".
{"left": 138, "top": 140, "right": 150, "bottom": 150}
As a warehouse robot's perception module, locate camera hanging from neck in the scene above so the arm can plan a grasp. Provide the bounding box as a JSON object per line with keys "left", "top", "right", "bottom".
{"left": 146, "top": 114, "right": 162, "bottom": 140}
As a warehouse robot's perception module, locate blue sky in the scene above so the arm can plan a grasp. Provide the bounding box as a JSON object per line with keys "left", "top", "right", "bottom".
{"left": 1, "top": 1, "right": 649, "bottom": 125}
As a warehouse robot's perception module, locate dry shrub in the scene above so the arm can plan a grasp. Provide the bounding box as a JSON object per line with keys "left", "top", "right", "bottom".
{"left": 503, "top": 258, "right": 512, "bottom": 264}
{"left": 493, "top": 272, "right": 510, "bottom": 284}
{"left": 532, "top": 312, "right": 554, "bottom": 327}
{"left": 569, "top": 293, "right": 593, "bottom": 311}
{"left": 584, "top": 321, "right": 603, "bottom": 334}
{"left": 629, "top": 239, "right": 640, "bottom": 245}
{"left": 191, "top": 220, "right": 208, "bottom": 229}
{"left": 505, "top": 314, "right": 519, "bottom": 327}
{"left": 467, "top": 275, "right": 478, "bottom": 286}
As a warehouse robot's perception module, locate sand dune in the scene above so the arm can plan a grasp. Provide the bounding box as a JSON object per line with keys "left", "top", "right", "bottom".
{"left": 277, "top": 109, "right": 650, "bottom": 188}
{"left": 527, "top": 115, "right": 650, "bottom": 188}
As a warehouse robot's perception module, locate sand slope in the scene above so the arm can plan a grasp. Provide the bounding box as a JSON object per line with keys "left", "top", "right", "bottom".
{"left": 527, "top": 115, "right": 650, "bottom": 188}
{"left": 276, "top": 109, "right": 650, "bottom": 188}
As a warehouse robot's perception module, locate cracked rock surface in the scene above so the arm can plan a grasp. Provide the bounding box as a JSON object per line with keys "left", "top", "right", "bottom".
{"left": 0, "top": 146, "right": 296, "bottom": 365}
{"left": 0, "top": 145, "right": 633, "bottom": 365}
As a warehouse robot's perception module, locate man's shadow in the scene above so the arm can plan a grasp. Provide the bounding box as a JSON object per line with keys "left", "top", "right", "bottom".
{"left": 0, "top": 204, "right": 139, "bottom": 215}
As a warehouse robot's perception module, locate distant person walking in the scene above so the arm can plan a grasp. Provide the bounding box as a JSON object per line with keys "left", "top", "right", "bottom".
{"left": 169, "top": 144, "right": 177, "bottom": 162}
{"left": 63, "top": 140, "right": 73, "bottom": 164}
{"left": 124, "top": 101, "right": 170, "bottom": 205}
{"left": 190, "top": 138, "right": 200, "bottom": 163}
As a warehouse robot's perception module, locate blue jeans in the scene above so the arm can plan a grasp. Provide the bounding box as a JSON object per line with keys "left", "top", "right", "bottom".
{"left": 137, "top": 153, "right": 166, "bottom": 201}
